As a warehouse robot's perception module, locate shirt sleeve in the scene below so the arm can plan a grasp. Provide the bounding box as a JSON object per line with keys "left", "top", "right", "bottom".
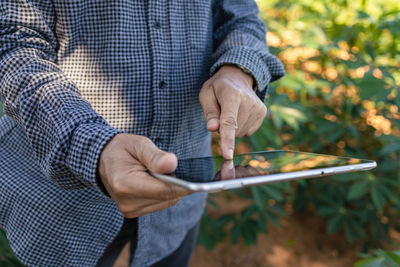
{"left": 210, "top": 0, "right": 286, "bottom": 99}
{"left": 0, "top": 1, "right": 121, "bottom": 192}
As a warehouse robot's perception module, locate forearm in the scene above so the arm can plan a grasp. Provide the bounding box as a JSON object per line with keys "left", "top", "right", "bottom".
{"left": 0, "top": 1, "right": 120, "bottom": 191}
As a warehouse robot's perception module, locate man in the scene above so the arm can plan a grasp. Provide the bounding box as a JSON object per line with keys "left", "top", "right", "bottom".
{"left": 0, "top": 0, "right": 284, "bottom": 266}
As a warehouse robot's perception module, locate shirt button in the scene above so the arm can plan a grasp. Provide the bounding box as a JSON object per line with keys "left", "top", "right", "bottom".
{"left": 159, "top": 80, "right": 166, "bottom": 89}
{"left": 153, "top": 21, "right": 161, "bottom": 29}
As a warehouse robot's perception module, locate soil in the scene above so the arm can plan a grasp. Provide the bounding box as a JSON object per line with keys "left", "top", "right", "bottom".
{"left": 190, "top": 194, "right": 363, "bottom": 267}
{"left": 113, "top": 193, "right": 400, "bottom": 267}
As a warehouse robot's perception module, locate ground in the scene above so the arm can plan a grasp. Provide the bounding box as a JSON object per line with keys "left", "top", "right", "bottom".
{"left": 190, "top": 213, "right": 359, "bottom": 267}
{"left": 113, "top": 194, "right": 400, "bottom": 267}
{"left": 190, "top": 195, "right": 361, "bottom": 267}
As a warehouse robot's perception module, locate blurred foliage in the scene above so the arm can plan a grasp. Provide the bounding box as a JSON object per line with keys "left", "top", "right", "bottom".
{"left": 198, "top": 0, "right": 400, "bottom": 263}
{"left": 1, "top": 0, "right": 400, "bottom": 265}
{"left": 355, "top": 250, "right": 400, "bottom": 267}
{"left": 0, "top": 229, "right": 23, "bottom": 267}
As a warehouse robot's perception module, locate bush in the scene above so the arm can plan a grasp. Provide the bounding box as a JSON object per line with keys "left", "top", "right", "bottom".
{"left": 355, "top": 250, "right": 400, "bottom": 267}
{"left": 199, "top": 0, "right": 400, "bottom": 256}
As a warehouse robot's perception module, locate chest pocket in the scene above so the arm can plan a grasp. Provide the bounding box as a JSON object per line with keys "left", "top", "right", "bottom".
{"left": 183, "top": 0, "right": 213, "bottom": 50}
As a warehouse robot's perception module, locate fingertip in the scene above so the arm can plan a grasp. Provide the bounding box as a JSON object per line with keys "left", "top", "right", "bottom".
{"left": 219, "top": 124, "right": 235, "bottom": 160}
{"left": 157, "top": 153, "right": 178, "bottom": 174}
{"left": 220, "top": 138, "right": 234, "bottom": 160}
{"left": 206, "top": 118, "right": 219, "bottom": 131}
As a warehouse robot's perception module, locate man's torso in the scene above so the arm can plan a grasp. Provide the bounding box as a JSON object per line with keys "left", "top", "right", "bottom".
{"left": 0, "top": 1, "right": 214, "bottom": 266}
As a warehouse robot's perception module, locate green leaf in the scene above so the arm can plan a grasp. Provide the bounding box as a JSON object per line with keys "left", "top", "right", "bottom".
{"left": 380, "top": 143, "right": 400, "bottom": 155}
{"left": 251, "top": 187, "right": 266, "bottom": 211}
{"left": 269, "top": 105, "right": 308, "bottom": 131}
{"left": 378, "top": 250, "right": 400, "bottom": 267}
{"left": 358, "top": 73, "right": 387, "bottom": 101}
{"left": 348, "top": 124, "right": 360, "bottom": 140}
{"left": 354, "top": 257, "right": 385, "bottom": 267}
{"left": 357, "top": 10, "right": 371, "bottom": 19}
{"left": 247, "top": 131, "right": 265, "bottom": 151}
{"left": 231, "top": 223, "right": 241, "bottom": 244}
{"left": 257, "top": 212, "right": 267, "bottom": 233}
{"left": 259, "top": 122, "right": 282, "bottom": 147}
{"left": 265, "top": 210, "right": 280, "bottom": 228}
{"left": 371, "top": 185, "right": 386, "bottom": 211}
{"left": 270, "top": 205, "right": 286, "bottom": 216}
{"left": 242, "top": 205, "right": 258, "bottom": 221}
{"left": 242, "top": 222, "right": 258, "bottom": 245}
{"left": 347, "top": 180, "right": 370, "bottom": 200}
{"left": 259, "top": 185, "right": 284, "bottom": 202}
{"left": 344, "top": 220, "right": 357, "bottom": 243}
{"left": 317, "top": 206, "right": 338, "bottom": 217}
{"left": 377, "top": 182, "right": 400, "bottom": 204}
{"left": 327, "top": 215, "right": 342, "bottom": 233}
{"left": 326, "top": 127, "right": 345, "bottom": 144}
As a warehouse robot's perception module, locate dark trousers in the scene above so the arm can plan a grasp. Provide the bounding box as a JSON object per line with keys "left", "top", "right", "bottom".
{"left": 97, "top": 218, "right": 199, "bottom": 267}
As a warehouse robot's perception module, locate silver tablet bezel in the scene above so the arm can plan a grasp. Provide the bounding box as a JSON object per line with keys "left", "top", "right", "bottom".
{"left": 151, "top": 153, "right": 377, "bottom": 192}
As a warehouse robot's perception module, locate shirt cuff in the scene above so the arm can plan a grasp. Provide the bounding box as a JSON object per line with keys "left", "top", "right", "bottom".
{"left": 210, "top": 46, "right": 285, "bottom": 98}
{"left": 66, "top": 121, "right": 122, "bottom": 195}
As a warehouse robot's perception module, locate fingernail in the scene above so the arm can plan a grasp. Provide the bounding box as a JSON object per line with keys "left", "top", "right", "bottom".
{"left": 207, "top": 118, "right": 219, "bottom": 129}
{"left": 227, "top": 149, "right": 233, "bottom": 159}
{"left": 228, "top": 160, "right": 234, "bottom": 170}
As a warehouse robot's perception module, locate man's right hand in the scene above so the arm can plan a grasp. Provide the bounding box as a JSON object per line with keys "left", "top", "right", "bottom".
{"left": 98, "top": 133, "right": 191, "bottom": 218}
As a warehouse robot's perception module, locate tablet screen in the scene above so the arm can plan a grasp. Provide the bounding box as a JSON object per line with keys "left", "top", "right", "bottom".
{"left": 172, "top": 151, "right": 374, "bottom": 183}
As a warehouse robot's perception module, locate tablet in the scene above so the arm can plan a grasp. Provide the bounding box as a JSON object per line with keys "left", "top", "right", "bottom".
{"left": 151, "top": 150, "right": 377, "bottom": 192}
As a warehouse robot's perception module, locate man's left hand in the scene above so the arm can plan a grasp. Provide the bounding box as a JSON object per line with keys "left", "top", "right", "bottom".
{"left": 199, "top": 65, "right": 267, "bottom": 160}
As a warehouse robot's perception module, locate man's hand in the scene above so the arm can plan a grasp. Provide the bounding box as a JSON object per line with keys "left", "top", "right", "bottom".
{"left": 199, "top": 65, "right": 267, "bottom": 159}
{"left": 98, "top": 133, "right": 191, "bottom": 218}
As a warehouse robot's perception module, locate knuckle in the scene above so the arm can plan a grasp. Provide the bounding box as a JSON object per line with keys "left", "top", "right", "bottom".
{"left": 205, "top": 109, "right": 219, "bottom": 119}
{"left": 246, "top": 128, "right": 257, "bottom": 136}
{"left": 161, "top": 185, "right": 177, "bottom": 201}
{"left": 136, "top": 136, "right": 152, "bottom": 148}
{"left": 198, "top": 89, "right": 207, "bottom": 103}
{"left": 131, "top": 136, "right": 146, "bottom": 155}
{"left": 201, "top": 79, "right": 211, "bottom": 90}
{"left": 232, "top": 88, "right": 244, "bottom": 98}
{"left": 149, "top": 152, "right": 161, "bottom": 170}
{"left": 260, "top": 104, "right": 268, "bottom": 117}
{"left": 134, "top": 137, "right": 155, "bottom": 161}
{"left": 112, "top": 179, "right": 129, "bottom": 196}
{"left": 199, "top": 84, "right": 213, "bottom": 100}
{"left": 221, "top": 115, "right": 237, "bottom": 128}
{"left": 236, "top": 131, "right": 245, "bottom": 138}
{"left": 213, "top": 78, "right": 226, "bottom": 89}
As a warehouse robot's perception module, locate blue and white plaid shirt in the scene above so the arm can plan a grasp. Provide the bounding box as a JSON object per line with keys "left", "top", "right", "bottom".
{"left": 0, "top": 0, "right": 284, "bottom": 266}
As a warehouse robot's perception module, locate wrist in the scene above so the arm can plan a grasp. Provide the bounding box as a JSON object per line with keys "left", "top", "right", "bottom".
{"left": 219, "top": 64, "right": 254, "bottom": 89}
{"left": 68, "top": 122, "right": 121, "bottom": 195}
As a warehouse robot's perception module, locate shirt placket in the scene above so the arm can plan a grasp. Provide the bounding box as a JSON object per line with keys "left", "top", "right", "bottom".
{"left": 148, "top": 0, "right": 171, "bottom": 150}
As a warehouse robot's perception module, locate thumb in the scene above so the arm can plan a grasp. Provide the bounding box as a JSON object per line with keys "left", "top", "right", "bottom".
{"left": 131, "top": 136, "right": 178, "bottom": 174}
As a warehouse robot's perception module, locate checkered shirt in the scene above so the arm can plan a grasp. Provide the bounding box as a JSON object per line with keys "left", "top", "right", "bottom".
{"left": 0, "top": 0, "right": 285, "bottom": 266}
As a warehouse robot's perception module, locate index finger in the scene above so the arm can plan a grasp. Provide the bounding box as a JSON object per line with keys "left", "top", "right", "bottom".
{"left": 219, "top": 94, "right": 240, "bottom": 160}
